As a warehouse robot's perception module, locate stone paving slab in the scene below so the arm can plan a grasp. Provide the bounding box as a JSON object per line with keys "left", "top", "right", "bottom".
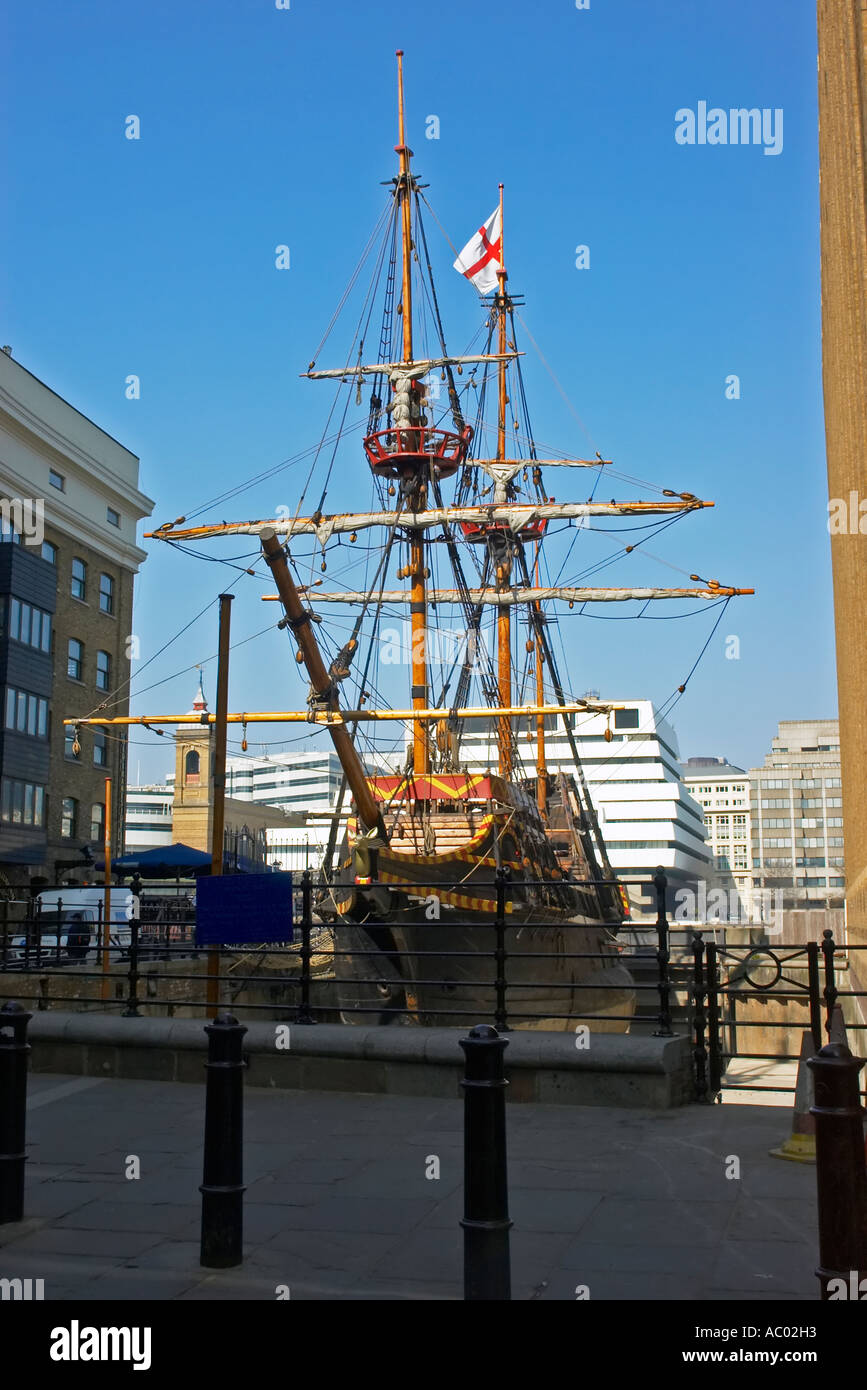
{"left": 0, "top": 1072, "right": 822, "bottom": 1301}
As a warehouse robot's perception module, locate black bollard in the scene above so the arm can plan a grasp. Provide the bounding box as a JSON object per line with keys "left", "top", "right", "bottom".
{"left": 653, "top": 867, "right": 673, "bottom": 1037}
{"left": 200, "top": 1011, "right": 247, "bottom": 1268}
{"left": 460, "top": 1023, "right": 512, "bottom": 1300}
{"left": 0, "top": 1001, "right": 32, "bottom": 1224}
{"left": 807, "top": 1042, "right": 867, "bottom": 1299}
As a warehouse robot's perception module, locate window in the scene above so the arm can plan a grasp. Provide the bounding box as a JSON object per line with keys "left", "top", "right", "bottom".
{"left": 99, "top": 573, "right": 114, "bottom": 615}
{"left": 3, "top": 687, "right": 48, "bottom": 738}
{"left": 41, "top": 540, "right": 57, "bottom": 564}
{"left": 0, "top": 778, "right": 46, "bottom": 827}
{"left": 71, "top": 557, "right": 87, "bottom": 600}
{"left": 185, "top": 749, "right": 200, "bottom": 784}
{"left": 5, "top": 598, "right": 51, "bottom": 652}
{"left": 90, "top": 803, "right": 105, "bottom": 842}
{"left": 614, "top": 708, "right": 640, "bottom": 730}
{"left": 68, "top": 638, "right": 83, "bottom": 681}
{"left": 96, "top": 650, "right": 111, "bottom": 691}
{"left": 49, "top": 469, "right": 65, "bottom": 491}
{"left": 93, "top": 729, "right": 107, "bottom": 767}
{"left": 64, "top": 725, "right": 81, "bottom": 761}
{"left": 106, "top": 507, "right": 120, "bottom": 528}
{"left": 61, "top": 798, "right": 78, "bottom": 839}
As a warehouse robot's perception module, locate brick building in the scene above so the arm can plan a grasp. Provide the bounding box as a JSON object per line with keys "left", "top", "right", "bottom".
{"left": 0, "top": 348, "right": 153, "bottom": 884}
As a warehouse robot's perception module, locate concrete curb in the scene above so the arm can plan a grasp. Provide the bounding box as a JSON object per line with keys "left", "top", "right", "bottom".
{"left": 22, "top": 1011, "right": 694, "bottom": 1107}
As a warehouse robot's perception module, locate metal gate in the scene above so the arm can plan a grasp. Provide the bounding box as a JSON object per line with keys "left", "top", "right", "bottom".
{"left": 693, "top": 929, "right": 867, "bottom": 1102}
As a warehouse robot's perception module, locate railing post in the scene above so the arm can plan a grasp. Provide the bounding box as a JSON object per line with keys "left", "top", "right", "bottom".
{"left": 123, "top": 908, "right": 141, "bottom": 1019}
{"left": 200, "top": 1011, "right": 247, "bottom": 1268}
{"left": 494, "top": 868, "right": 509, "bottom": 1032}
{"left": 705, "top": 940, "right": 722, "bottom": 1099}
{"left": 692, "top": 931, "right": 708, "bottom": 1102}
{"left": 653, "top": 867, "right": 673, "bottom": 1037}
{"left": 460, "top": 1023, "right": 511, "bottom": 1301}
{"left": 807, "top": 1043, "right": 867, "bottom": 1299}
{"left": 0, "top": 1001, "right": 32, "bottom": 1223}
{"left": 807, "top": 941, "right": 823, "bottom": 1054}
{"left": 821, "top": 929, "right": 838, "bottom": 1037}
{"left": 24, "top": 899, "right": 34, "bottom": 971}
{"left": 296, "top": 869, "right": 315, "bottom": 1024}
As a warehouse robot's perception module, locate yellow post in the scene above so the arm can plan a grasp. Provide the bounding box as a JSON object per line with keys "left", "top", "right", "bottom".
{"left": 101, "top": 777, "right": 111, "bottom": 999}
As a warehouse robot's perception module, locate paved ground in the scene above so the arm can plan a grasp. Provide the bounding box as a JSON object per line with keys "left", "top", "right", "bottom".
{"left": 0, "top": 1073, "right": 821, "bottom": 1301}
{"left": 721, "top": 1058, "right": 799, "bottom": 1106}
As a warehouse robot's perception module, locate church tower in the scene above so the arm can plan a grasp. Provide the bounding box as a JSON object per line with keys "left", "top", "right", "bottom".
{"left": 172, "top": 672, "right": 213, "bottom": 847}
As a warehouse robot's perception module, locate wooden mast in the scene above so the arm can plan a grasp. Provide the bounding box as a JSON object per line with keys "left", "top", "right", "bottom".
{"left": 534, "top": 545, "right": 547, "bottom": 817}
{"left": 396, "top": 49, "right": 429, "bottom": 777}
{"left": 495, "top": 183, "right": 512, "bottom": 778}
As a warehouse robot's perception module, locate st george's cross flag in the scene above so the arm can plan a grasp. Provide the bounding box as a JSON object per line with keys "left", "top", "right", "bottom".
{"left": 453, "top": 207, "right": 503, "bottom": 294}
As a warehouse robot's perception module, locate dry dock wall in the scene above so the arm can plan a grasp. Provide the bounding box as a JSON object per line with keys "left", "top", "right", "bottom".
{"left": 24, "top": 1013, "right": 694, "bottom": 1108}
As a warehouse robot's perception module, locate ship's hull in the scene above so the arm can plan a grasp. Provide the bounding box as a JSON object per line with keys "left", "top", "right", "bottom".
{"left": 322, "top": 775, "right": 635, "bottom": 1030}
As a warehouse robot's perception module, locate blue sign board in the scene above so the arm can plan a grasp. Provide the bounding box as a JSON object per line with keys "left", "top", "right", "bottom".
{"left": 196, "top": 873, "right": 293, "bottom": 946}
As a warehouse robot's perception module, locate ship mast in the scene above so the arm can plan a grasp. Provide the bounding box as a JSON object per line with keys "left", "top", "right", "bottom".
{"left": 534, "top": 544, "right": 547, "bottom": 816}
{"left": 395, "top": 50, "right": 429, "bottom": 778}
{"left": 495, "top": 183, "right": 512, "bottom": 779}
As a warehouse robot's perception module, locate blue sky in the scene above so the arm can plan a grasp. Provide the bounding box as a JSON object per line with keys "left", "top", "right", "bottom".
{"left": 2, "top": 0, "right": 833, "bottom": 783}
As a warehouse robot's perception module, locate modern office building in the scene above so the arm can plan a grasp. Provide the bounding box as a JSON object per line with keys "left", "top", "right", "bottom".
{"left": 681, "top": 757, "right": 752, "bottom": 902}
{"left": 457, "top": 699, "right": 712, "bottom": 915}
{"left": 124, "top": 785, "right": 174, "bottom": 853}
{"left": 0, "top": 347, "right": 153, "bottom": 884}
{"left": 222, "top": 747, "right": 348, "bottom": 871}
{"left": 748, "top": 718, "right": 844, "bottom": 908}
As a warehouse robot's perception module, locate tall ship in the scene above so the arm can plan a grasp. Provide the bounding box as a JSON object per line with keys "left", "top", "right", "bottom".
{"left": 74, "top": 53, "right": 752, "bottom": 1030}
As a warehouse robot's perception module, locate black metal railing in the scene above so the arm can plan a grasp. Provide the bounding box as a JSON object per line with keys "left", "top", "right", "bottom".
{"left": 692, "top": 929, "right": 867, "bottom": 1103}
{"left": 0, "top": 871, "right": 680, "bottom": 1035}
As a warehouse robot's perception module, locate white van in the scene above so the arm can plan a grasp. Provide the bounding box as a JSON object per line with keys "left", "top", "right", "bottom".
{"left": 8, "top": 887, "right": 134, "bottom": 966}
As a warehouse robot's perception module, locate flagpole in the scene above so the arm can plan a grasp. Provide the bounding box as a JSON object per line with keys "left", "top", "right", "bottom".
{"left": 496, "top": 182, "right": 512, "bottom": 779}
{"left": 396, "top": 49, "right": 430, "bottom": 776}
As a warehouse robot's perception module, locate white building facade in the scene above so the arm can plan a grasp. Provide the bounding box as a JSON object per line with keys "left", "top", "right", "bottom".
{"left": 681, "top": 758, "right": 752, "bottom": 901}
{"left": 124, "top": 786, "right": 174, "bottom": 852}
{"left": 457, "top": 699, "right": 712, "bottom": 914}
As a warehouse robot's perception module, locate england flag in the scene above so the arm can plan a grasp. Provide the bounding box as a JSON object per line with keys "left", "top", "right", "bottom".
{"left": 453, "top": 207, "right": 503, "bottom": 294}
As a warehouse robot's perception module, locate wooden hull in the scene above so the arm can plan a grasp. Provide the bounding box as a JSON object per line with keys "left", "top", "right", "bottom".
{"left": 322, "top": 777, "right": 635, "bottom": 1030}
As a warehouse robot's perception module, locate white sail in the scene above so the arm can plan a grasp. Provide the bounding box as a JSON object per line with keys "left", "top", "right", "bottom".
{"left": 149, "top": 498, "right": 709, "bottom": 543}
{"left": 263, "top": 583, "right": 751, "bottom": 605}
